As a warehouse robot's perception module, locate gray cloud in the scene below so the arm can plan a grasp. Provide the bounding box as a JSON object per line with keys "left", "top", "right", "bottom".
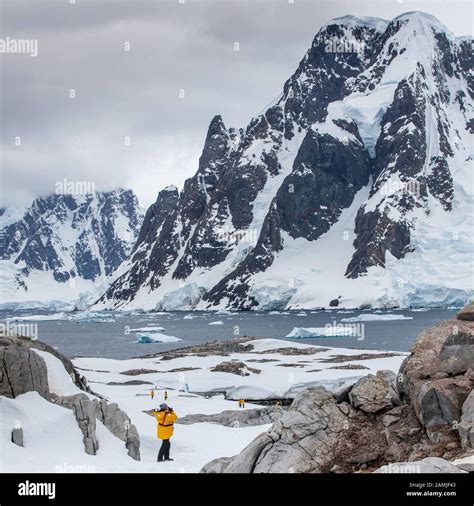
{"left": 1, "top": 0, "right": 471, "bottom": 208}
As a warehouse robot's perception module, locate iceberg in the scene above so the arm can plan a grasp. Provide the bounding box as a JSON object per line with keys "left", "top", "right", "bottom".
{"left": 286, "top": 326, "right": 358, "bottom": 338}
{"left": 341, "top": 314, "right": 413, "bottom": 322}
{"left": 208, "top": 320, "right": 224, "bottom": 326}
{"left": 68, "top": 311, "right": 115, "bottom": 323}
{"left": 135, "top": 332, "right": 182, "bottom": 343}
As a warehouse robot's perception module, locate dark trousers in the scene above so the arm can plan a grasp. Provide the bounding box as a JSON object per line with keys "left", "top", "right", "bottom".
{"left": 158, "top": 439, "right": 171, "bottom": 461}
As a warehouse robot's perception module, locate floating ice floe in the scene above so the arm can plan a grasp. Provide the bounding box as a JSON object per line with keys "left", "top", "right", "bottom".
{"left": 135, "top": 332, "right": 182, "bottom": 343}
{"left": 68, "top": 311, "right": 115, "bottom": 323}
{"left": 208, "top": 321, "right": 224, "bottom": 326}
{"left": 340, "top": 314, "right": 413, "bottom": 322}
{"left": 286, "top": 326, "right": 358, "bottom": 338}
{"left": 183, "top": 315, "right": 195, "bottom": 320}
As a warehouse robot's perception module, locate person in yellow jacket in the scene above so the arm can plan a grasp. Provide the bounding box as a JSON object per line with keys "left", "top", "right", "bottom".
{"left": 151, "top": 403, "right": 178, "bottom": 462}
{"left": 150, "top": 390, "right": 155, "bottom": 400}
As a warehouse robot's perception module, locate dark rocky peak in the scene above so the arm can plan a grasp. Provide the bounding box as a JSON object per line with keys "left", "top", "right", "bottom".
{"left": 196, "top": 115, "right": 232, "bottom": 185}
{"left": 132, "top": 185, "right": 179, "bottom": 258}
{"left": 179, "top": 115, "right": 234, "bottom": 225}
{"left": 280, "top": 17, "right": 387, "bottom": 128}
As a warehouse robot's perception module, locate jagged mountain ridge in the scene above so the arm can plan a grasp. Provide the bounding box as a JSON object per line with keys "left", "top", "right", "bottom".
{"left": 0, "top": 189, "right": 144, "bottom": 303}
{"left": 96, "top": 12, "right": 473, "bottom": 311}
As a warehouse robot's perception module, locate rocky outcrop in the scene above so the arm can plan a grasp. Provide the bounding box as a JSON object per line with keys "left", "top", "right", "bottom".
{"left": 458, "top": 391, "right": 474, "bottom": 449}
{"left": 200, "top": 456, "right": 235, "bottom": 474}
{"left": 458, "top": 302, "right": 474, "bottom": 321}
{"left": 0, "top": 334, "right": 97, "bottom": 396}
{"left": 374, "top": 457, "right": 466, "bottom": 474}
{"left": 223, "top": 387, "right": 353, "bottom": 473}
{"left": 107, "top": 380, "right": 153, "bottom": 386}
{"left": 120, "top": 369, "right": 158, "bottom": 376}
{"left": 1, "top": 334, "right": 140, "bottom": 460}
{"left": 320, "top": 352, "right": 401, "bottom": 363}
{"left": 155, "top": 337, "right": 256, "bottom": 360}
{"left": 57, "top": 394, "right": 99, "bottom": 455}
{"left": 0, "top": 341, "right": 50, "bottom": 400}
{"left": 202, "top": 308, "right": 473, "bottom": 473}
{"left": 397, "top": 316, "right": 473, "bottom": 443}
{"left": 214, "top": 381, "right": 460, "bottom": 474}
{"left": 210, "top": 361, "right": 261, "bottom": 376}
{"left": 93, "top": 399, "right": 141, "bottom": 461}
{"left": 177, "top": 406, "right": 286, "bottom": 427}
{"left": 53, "top": 396, "right": 141, "bottom": 460}
{"left": 348, "top": 370, "right": 398, "bottom": 414}
{"left": 11, "top": 427, "right": 24, "bottom": 447}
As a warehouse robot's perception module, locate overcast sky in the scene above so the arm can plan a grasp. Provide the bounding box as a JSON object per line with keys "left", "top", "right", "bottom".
{"left": 1, "top": 0, "right": 472, "bottom": 209}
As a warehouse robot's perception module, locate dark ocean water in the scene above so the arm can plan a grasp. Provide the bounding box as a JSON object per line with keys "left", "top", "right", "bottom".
{"left": 0, "top": 308, "right": 459, "bottom": 360}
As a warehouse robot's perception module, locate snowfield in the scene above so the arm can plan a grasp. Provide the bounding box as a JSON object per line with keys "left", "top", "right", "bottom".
{"left": 1, "top": 338, "right": 407, "bottom": 473}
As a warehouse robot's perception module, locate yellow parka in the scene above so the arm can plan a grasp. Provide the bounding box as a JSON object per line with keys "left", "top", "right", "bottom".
{"left": 152, "top": 409, "right": 178, "bottom": 440}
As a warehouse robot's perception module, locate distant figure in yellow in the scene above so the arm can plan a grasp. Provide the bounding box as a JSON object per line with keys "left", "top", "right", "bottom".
{"left": 151, "top": 403, "right": 178, "bottom": 462}
{"left": 164, "top": 390, "right": 168, "bottom": 401}
{"left": 150, "top": 390, "right": 155, "bottom": 400}
{"left": 241, "top": 399, "right": 245, "bottom": 408}
{"left": 238, "top": 399, "right": 242, "bottom": 408}
{"left": 275, "top": 400, "right": 281, "bottom": 407}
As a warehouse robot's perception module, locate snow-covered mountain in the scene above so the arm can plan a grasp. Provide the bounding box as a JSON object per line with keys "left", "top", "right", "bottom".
{"left": 95, "top": 12, "right": 473, "bottom": 311}
{"left": 0, "top": 189, "right": 144, "bottom": 305}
